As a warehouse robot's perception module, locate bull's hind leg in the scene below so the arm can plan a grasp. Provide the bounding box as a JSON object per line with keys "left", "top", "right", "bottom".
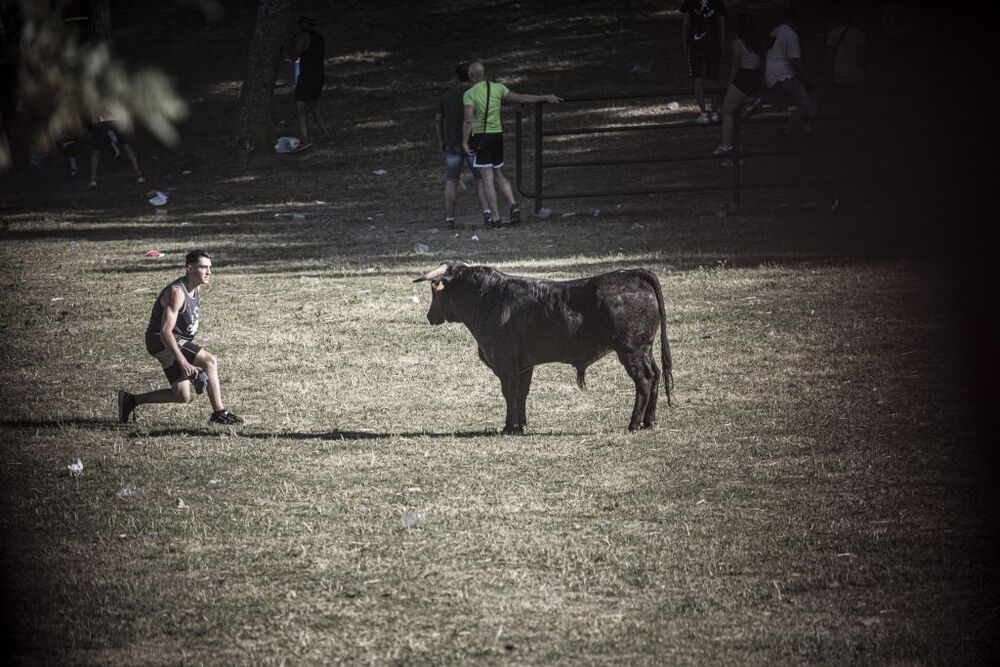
{"left": 642, "top": 353, "right": 661, "bottom": 429}
{"left": 618, "top": 348, "right": 653, "bottom": 432}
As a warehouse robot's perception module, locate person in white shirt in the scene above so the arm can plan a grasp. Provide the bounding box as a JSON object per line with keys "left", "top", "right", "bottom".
{"left": 765, "top": 8, "right": 816, "bottom": 138}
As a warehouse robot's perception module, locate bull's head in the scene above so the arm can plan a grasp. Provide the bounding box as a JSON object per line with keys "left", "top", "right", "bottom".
{"left": 413, "top": 260, "right": 466, "bottom": 325}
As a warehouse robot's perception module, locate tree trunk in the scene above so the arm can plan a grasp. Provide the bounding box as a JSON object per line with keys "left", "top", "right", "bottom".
{"left": 89, "top": 0, "right": 113, "bottom": 46}
{"left": 234, "top": 0, "right": 294, "bottom": 159}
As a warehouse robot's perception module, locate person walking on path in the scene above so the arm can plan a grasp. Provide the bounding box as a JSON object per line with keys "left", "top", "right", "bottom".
{"left": 681, "top": 0, "right": 727, "bottom": 124}
{"left": 715, "top": 14, "right": 763, "bottom": 153}
{"left": 437, "top": 62, "right": 489, "bottom": 229}
{"left": 292, "top": 11, "right": 329, "bottom": 147}
{"left": 765, "top": 8, "right": 817, "bottom": 139}
{"left": 462, "top": 61, "right": 561, "bottom": 227}
{"left": 117, "top": 250, "right": 244, "bottom": 426}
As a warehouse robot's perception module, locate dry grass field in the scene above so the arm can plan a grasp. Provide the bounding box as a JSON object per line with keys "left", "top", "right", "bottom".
{"left": 1, "top": 1, "right": 996, "bottom": 664}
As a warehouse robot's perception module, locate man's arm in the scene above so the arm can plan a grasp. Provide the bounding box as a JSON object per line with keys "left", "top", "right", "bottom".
{"left": 159, "top": 287, "right": 198, "bottom": 381}
{"left": 462, "top": 103, "right": 474, "bottom": 152}
{"left": 505, "top": 91, "right": 563, "bottom": 104}
{"left": 436, "top": 108, "right": 446, "bottom": 151}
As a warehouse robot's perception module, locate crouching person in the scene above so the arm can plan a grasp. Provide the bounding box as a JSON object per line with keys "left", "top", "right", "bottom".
{"left": 117, "top": 250, "right": 244, "bottom": 425}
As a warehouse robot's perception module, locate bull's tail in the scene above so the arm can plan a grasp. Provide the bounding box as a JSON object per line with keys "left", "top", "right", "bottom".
{"left": 636, "top": 269, "right": 673, "bottom": 406}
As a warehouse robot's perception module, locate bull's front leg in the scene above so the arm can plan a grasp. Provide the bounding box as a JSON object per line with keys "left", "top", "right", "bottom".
{"left": 517, "top": 367, "right": 534, "bottom": 433}
{"left": 497, "top": 371, "right": 523, "bottom": 435}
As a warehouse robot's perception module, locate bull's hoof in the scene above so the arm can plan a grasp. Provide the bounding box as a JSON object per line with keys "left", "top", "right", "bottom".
{"left": 502, "top": 425, "right": 525, "bottom": 436}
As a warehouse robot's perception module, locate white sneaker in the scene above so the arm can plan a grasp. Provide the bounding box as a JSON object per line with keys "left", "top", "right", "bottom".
{"left": 711, "top": 111, "right": 720, "bottom": 122}
{"left": 695, "top": 112, "right": 711, "bottom": 124}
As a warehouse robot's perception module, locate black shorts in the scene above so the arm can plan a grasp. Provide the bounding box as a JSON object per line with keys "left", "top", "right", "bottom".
{"left": 145, "top": 334, "right": 202, "bottom": 384}
{"left": 687, "top": 43, "right": 721, "bottom": 81}
{"left": 295, "top": 75, "right": 324, "bottom": 102}
{"left": 733, "top": 68, "right": 762, "bottom": 97}
{"left": 471, "top": 132, "right": 504, "bottom": 168}
{"left": 90, "top": 121, "right": 130, "bottom": 158}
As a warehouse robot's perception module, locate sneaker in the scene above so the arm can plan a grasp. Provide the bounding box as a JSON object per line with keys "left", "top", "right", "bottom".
{"left": 508, "top": 205, "right": 521, "bottom": 225}
{"left": 485, "top": 218, "right": 502, "bottom": 228}
{"left": 711, "top": 111, "right": 720, "bottom": 122}
{"left": 695, "top": 112, "right": 711, "bottom": 124}
{"left": 482, "top": 210, "right": 492, "bottom": 225}
{"left": 713, "top": 144, "right": 733, "bottom": 154}
{"left": 209, "top": 410, "right": 244, "bottom": 425}
{"left": 445, "top": 217, "right": 456, "bottom": 230}
{"left": 117, "top": 389, "right": 137, "bottom": 423}
{"left": 87, "top": 179, "right": 97, "bottom": 189}
{"left": 136, "top": 175, "right": 146, "bottom": 184}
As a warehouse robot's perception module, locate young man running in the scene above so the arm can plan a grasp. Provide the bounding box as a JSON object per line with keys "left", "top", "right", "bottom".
{"left": 117, "top": 250, "right": 243, "bottom": 425}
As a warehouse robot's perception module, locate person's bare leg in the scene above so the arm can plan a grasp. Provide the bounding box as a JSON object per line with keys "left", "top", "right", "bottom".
{"left": 135, "top": 381, "right": 192, "bottom": 406}
{"left": 445, "top": 179, "right": 458, "bottom": 218}
{"left": 123, "top": 144, "right": 143, "bottom": 180}
{"left": 693, "top": 77, "right": 706, "bottom": 113}
{"left": 720, "top": 86, "right": 746, "bottom": 147}
{"left": 89, "top": 150, "right": 100, "bottom": 185}
{"left": 308, "top": 102, "right": 330, "bottom": 138}
{"left": 297, "top": 100, "right": 309, "bottom": 141}
{"left": 193, "top": 348, "right": 225, "bottom": 413}
{"left": 493, "top": 167, "right": 517, "bottom": 207}
{"left": 479, "top": 167, "right": 500, "bottom": 222}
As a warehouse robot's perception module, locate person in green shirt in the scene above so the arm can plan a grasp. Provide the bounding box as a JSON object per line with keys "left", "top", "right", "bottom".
{"left": 462, "top": 61, "right": 561, "bottom": 226}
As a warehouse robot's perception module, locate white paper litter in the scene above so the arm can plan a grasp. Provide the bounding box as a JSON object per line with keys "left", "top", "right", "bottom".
{"left": 67, "top": 459, "right": 83, "bottom": 477}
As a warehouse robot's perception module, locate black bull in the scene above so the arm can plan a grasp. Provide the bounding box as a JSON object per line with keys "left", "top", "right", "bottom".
{"left": 414, "top": 261, "right": 673, "bottom": 434}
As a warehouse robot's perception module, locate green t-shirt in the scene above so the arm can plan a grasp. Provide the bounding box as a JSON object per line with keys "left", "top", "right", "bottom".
{"left": 463, "top": 81, "right": 509, "bottom": 134}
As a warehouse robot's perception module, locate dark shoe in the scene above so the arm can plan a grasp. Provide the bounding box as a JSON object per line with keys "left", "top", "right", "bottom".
{"left": 193, "top": 370, "right": 208, "bottom": 395}
{"left": 482, "top": 210, "right": 493, "bottom": 225}
{"left": 508, "top": 205, "right": 521, "bottom": 225}
{"left": 117, "top": 389, "right": 137, "bottom": 423}
{"left": 485, "top": 218, "right": 502, "bottom": 228}
{"left": 209, "top": 410, "right": 244, "bottom": 425}
{"left": 445, "top": 218, "right": 456, "bottom": 230}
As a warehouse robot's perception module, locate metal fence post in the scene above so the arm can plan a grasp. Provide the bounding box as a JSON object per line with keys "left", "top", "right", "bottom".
{"left": 732, "top": 114, "right": 742, "bottom": 212}
{"left": 534, "top": 102, "right": 543, "bottom": 213}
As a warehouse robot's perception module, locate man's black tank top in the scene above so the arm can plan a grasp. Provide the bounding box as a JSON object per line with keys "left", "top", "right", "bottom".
{"left": 145, "top": 277, "right": 200, "bottom": 347}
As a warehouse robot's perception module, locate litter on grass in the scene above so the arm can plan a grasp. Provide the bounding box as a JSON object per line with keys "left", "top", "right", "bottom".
{"left": 146, "top": 191, "right": 168, "bottom": 207}
{"left": 67, "top": 459, "right": 83, "bottom": 477}
{"left": 413, "top": 243, "right": 430, "bottom": 254}
{"left": 145, "top": 250, "right": 163, "bottom": 258}
{"left": 401, "top": 511, "right": 425, "bottom": 528}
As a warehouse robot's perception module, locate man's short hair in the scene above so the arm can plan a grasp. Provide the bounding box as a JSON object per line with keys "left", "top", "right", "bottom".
{"left": 455, "top": 62, "right": 470, "bottom": 82}
{"left": 185, "top": 250, "right": 211, "bottom": 266}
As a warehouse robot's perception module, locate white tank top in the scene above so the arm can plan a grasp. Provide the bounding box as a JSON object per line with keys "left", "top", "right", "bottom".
{"left": 737, "top": 39, "right": 762, "bottom": 70}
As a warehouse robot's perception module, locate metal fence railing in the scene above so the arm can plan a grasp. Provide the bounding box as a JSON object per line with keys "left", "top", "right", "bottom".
{"left": 513, "top": 87, "right": 886, "bottom": 213}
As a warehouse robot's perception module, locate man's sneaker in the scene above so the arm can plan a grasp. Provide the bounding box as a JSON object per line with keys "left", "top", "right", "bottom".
{"left": 508, "top": 205, "right": 521, "bottom": 225}
{"left": 695, "top": 112, "right": 711, "bottom": 124}
{"left": 209, "top": 410, "right": 244, "bottom": 425}
{"left": 482, "top": 210, "right": 492, "bottom": 225}
{"left": 713, "top": 143, "right": 734, "bottom": 154}
{"left": 445, "top": 217, "right": 456, "bottom": 230}
{"left": 136, "top": 175, "right": 146, "bottom": 184}
{"left": 485, "top": 217, "right": 502, "bottom": 228}
{"left": 87, "top": 179, "right": 97, "bottom": 189}
{"left": 117, "top": 389, "right": 137, "bottom": 423}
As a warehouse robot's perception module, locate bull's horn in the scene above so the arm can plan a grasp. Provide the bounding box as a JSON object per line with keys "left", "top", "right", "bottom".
{"left": 413, "top": 262, "right": 451, "bottom": 283}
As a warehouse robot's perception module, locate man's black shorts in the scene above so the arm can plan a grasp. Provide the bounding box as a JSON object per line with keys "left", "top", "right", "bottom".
{"left": 145, "top": 334, "right": 202, "bottom": 384}
{"left": 471, "top": 132, "right": 504, "bottom": 168}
